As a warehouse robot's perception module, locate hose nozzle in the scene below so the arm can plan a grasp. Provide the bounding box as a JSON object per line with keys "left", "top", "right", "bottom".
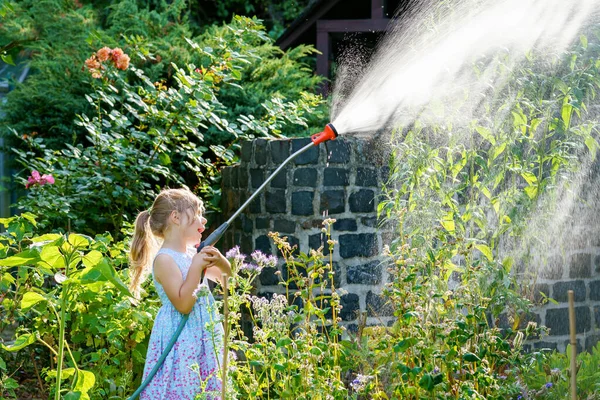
{"left": 311, "top": 123, "right": 338, "bottom": 145}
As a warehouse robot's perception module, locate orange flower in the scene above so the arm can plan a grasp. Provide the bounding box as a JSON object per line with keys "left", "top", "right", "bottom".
{"left": 111, "top": 48, "right": 124, "bottom": 62}
{"left": 96, "top": 47, "right": 111, "bottom": 62}
{"left": 115, "top": 53, "right": 130, "bottom": 70}
{"left": 85, "top": 56, "right": 101, "bottom": 70}
{"left": 91, "top": 69, "right": 102, "bottom": 79}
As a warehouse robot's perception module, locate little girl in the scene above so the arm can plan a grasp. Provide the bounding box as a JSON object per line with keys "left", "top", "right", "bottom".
{"left": 129, "top": 187, "right": 231, "bottom": 399}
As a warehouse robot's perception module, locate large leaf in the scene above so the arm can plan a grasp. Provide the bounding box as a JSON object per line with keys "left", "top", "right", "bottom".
{"left": 92, "top": 259, "right": 132, "bottom": 298}
{"left": 1, "top": 333, "right": 36, "bottom": 352}
{"left": 475, "top": 244, "right": 493, "bottom": 262}
{"left": 38, "top": 245, "right": 66, "bottom": 270}
{"left": 0, "top": 249, "right": 40, "bottom": 266}
{"left": 74, "top": 369, "right": 96, "bottom": 397}
{"left": 21, "top": 292, "right": 47, "bottom": 311}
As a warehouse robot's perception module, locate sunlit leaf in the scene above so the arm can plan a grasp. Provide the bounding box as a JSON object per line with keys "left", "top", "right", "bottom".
{"left": 21, "top": 292, "right": 47, "bottom": 311}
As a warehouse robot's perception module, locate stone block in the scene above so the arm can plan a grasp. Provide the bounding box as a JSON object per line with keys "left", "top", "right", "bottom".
{"left": 569, "top": 253, "right": 591, "bottom": 279}
{"left": 248, "top": 196, "right": 261, "bottom": 214}
{"left": 255, "top": 217, "right": 269, "bottom": 230}
{"left": 340, "top": 233, "right": 378, "bottom": 258}
{"left": 308, "top": 233, "right": 331, "bottom": 256}
{"left": 552, "top": 281, "right": 586, "bottom": 302}
{"left": 255, "top": 235, "right": 271, "bottom": 254}
{"left": 590, "top": 280, "right": 600, "bottom": 301}
{"left": 323, "top": 167, "right": 350, "bottom": 186}
{"left": 585, "top": 334, "right": 600, "bottom": 352}
{"left": 293, "top": 168, "right": 318, "bottom": 187}
{"left": 273, "top": 219, "right": 295, "bottom": 234}
{"left": 241, "top": 215, "right": 253, "bottom": 233}
{"left": 595, "top": 255, "right": 600, "bottom": 274}
{"left": 326, "top": 139, "right": 351, "bottom": 163}
{"left": 546, "top": 306, "right": 591, "bottom": 336}
{"left": 339, "top": 293, "right": 360, "bottom": 321}
{"left": 241, "top": 234, "right": 252, "bottom": 254}
{"left": 241, "top": 141, "right": 253, "bottom": 162}
{"left": 361, "top": 216, "right": 379, "bottom": 227}
{"left": 595, "top": 306, "right": 600, "bottom": 328}
{"left": 236, "top": 168, "right": 247, "bottom": 189}
{"left": 270, "top": 140, "right": 290, "bottom": 164}
{"left": 265, "top": 190, "right": 286, "bottom": 214}
{"left": 292, "top": 191, "right": 314, "bottom": 216}
{"left": 270, "top": 168, "right": 288, "bottom": 188}
{"left": 349, "top": 189, "right": 375, "bottom": 213}
{"left": 222, "top": 167, "right": 232, "bottom": 187}
{"left": 380, "top": 166, "right": 390, "bottom": 182}
{"left": 333, "top": 218, "right": 358, "bottom": 231}
{"left": 292, "top": 138, "right": 319, "bottom": 165}
{"left": 539, "top": 255, "right": 564, "bottom": 280}
{"left": 250, "top": 169, "right": 264, "bottom": 189}
{"left": 254, "top": 139, "right": 268, "bottom": 165}
{"left": 356, "top": 167, "right": 378, "bottom": 187}
{"left": 347, "top": 261, "right": 382, "bottom": 285}
{"left": 366, "top": 291, "right": 394, "bottom": 317}
{"left": 320, "top": 190, "right": 345, "bottom": 214}
{"left": 533, "top": 341, "right": 558, "bottom": 351}
{"left": 259, "top": 267, "right": 279, "bottom": 286}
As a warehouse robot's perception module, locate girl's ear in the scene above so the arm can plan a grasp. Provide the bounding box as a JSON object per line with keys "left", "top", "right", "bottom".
{"left": 169, "top": 210, "right": 180, "bottom": 226}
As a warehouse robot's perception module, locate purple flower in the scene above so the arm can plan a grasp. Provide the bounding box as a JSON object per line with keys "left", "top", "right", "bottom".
{"left": 25, "top": 170, "right": 55, "bottom": 189}
{"left": 225, "top": 246, "right": 246, "bottom": 265}
{"left": 433, "top": 367, "right": 440, "bottom": 374}
{"left": 240, "top": 262, "right": 263, "bottom": 273}
{"left": 251, "top": 250, "right": 277, "bottom": 268}
{"left": 545, "top": 382, "right": 553, "bottom": 389}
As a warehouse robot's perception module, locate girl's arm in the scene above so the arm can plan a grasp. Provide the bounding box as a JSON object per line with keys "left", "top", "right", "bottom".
{"left": 153, "top": 252, "right": 209, "bottom": 314}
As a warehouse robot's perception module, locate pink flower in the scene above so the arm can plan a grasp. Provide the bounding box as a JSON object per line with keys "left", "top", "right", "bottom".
{"left": 25, "top": 170, "right": 55, "bottom": 189}
{"left": 115, "top": 53, "right": 130, "bottom": 70}
{"left": 96, "top": 47, "right": 111, "bottom": 62}
{"left": 84, "top": 56, "right": 101, "bottom": 70}
{"left": 111, "top": 48, "right": 124, "bottom": 62}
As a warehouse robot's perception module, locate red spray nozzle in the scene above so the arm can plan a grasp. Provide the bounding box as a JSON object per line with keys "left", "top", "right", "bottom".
{"left": 311, "top": 123, "right": 338, "bottom": 145}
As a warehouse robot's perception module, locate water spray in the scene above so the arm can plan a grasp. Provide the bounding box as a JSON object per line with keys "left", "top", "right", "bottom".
{"left": 128, "top": 123, "right": 339, "bottom": 399}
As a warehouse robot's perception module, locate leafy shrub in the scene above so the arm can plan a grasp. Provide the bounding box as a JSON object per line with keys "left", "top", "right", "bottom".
{"left": 520, "top": 343, "right": 600, "bottom": 399}
{"left": 0, "top": 213, "right": 156, "bottom": 399}
{"left": 10, "top": 16, "right": 325, "bottom": 238}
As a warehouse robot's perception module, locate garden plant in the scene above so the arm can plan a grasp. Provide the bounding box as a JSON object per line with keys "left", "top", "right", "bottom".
{"left": 1, "top": 0, "right": 600, "bottom": 399}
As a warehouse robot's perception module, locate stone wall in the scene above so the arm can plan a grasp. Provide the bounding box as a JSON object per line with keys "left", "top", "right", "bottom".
{"left": 219, "top": 137, "right": 600, "bottom": 351}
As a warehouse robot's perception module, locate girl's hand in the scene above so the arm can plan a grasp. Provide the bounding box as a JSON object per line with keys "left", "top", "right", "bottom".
{"left": 191, "top": 251, "right": 211, "bottom": 273}
{"left": 200, "top": 246, "right": 232, "bottom": 276}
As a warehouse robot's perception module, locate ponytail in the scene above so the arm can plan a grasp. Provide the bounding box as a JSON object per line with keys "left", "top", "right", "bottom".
{"left": 128, "top": 187, "right": 203, "bottom": 299}
{"left": 129, "top": 210, "right": 156, "bottom": 299}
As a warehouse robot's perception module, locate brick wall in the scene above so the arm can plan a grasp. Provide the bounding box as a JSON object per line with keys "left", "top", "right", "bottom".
{"left": 220, "top": 137, "right": 600, "bottom": 350}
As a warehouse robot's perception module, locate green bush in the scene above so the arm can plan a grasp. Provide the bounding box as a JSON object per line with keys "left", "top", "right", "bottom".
{"left": 0, "top": 213, "right": 157, "bottom": 399}
{"left": 10, "top": 16, "right": 325, "bottom": 238}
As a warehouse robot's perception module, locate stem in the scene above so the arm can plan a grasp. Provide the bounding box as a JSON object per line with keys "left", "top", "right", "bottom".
{"left": 54, "top": 283, "right": 67, "bottom": 400}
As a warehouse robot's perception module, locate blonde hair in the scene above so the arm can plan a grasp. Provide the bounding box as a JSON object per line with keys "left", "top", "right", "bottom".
{"left": 128, "top": 187, "right": 204, "bottom": 298}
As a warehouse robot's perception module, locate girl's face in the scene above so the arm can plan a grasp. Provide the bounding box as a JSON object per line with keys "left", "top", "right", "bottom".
{"left": 177, "top": 208, "right": 207, "bottom": 245}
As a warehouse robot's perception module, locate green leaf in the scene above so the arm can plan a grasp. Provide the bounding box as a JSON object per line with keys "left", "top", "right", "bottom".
{"left": 30, "top": 233, "right": 62, "bottom": 243}
{"left": 440, "top": 212, "right": 455, "bottom": 233}
{"left": 63, "top": 393, "right": 81, "bottom": 400}
{"left": 21, "top": 292, "right": 47, "bottom": 311}
{"left": 39, "top": 245, "right": 66, "bottom": 270}
{"left": 1, "top": 333, "right": 36, "bottom": 352}
{"left": 0, "top": 249, "right": 40, "bottom": 266}
{"left": 393, "top": 337, "right": 417, "bottom": 352}
{"left": 475, "top": 126, "right": 495, "bottom": 145}
{"left": 419, "top": 373, "right": 435, "bottom": 391}
{"left": 93, "top": 259, "right": 132, "bottom": 298}
{"left": 1, "top": 53, "right": 15, "bottom": 66}
{"left": 463, "top": 352, "right": 481, "bottom": 362}
{"left": 68, "top": 234, "right": 91, "bottom": 249}
{"left": 276, "top": 338, "right": 292, "bottom": 347}
{"left": 74, "top": 369, "right": 96, "bottom": 395}
{"left": 82, "top": 250, "right": 103, "bottom": 269}
{"left": 520, "top": 172, "right": 538, "bottom": 185}
{"left": 475, "top": 244, "right": 493, "bottom": 262}
{"left": 585, "top": 136, "right": 599, "bottom": 160}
